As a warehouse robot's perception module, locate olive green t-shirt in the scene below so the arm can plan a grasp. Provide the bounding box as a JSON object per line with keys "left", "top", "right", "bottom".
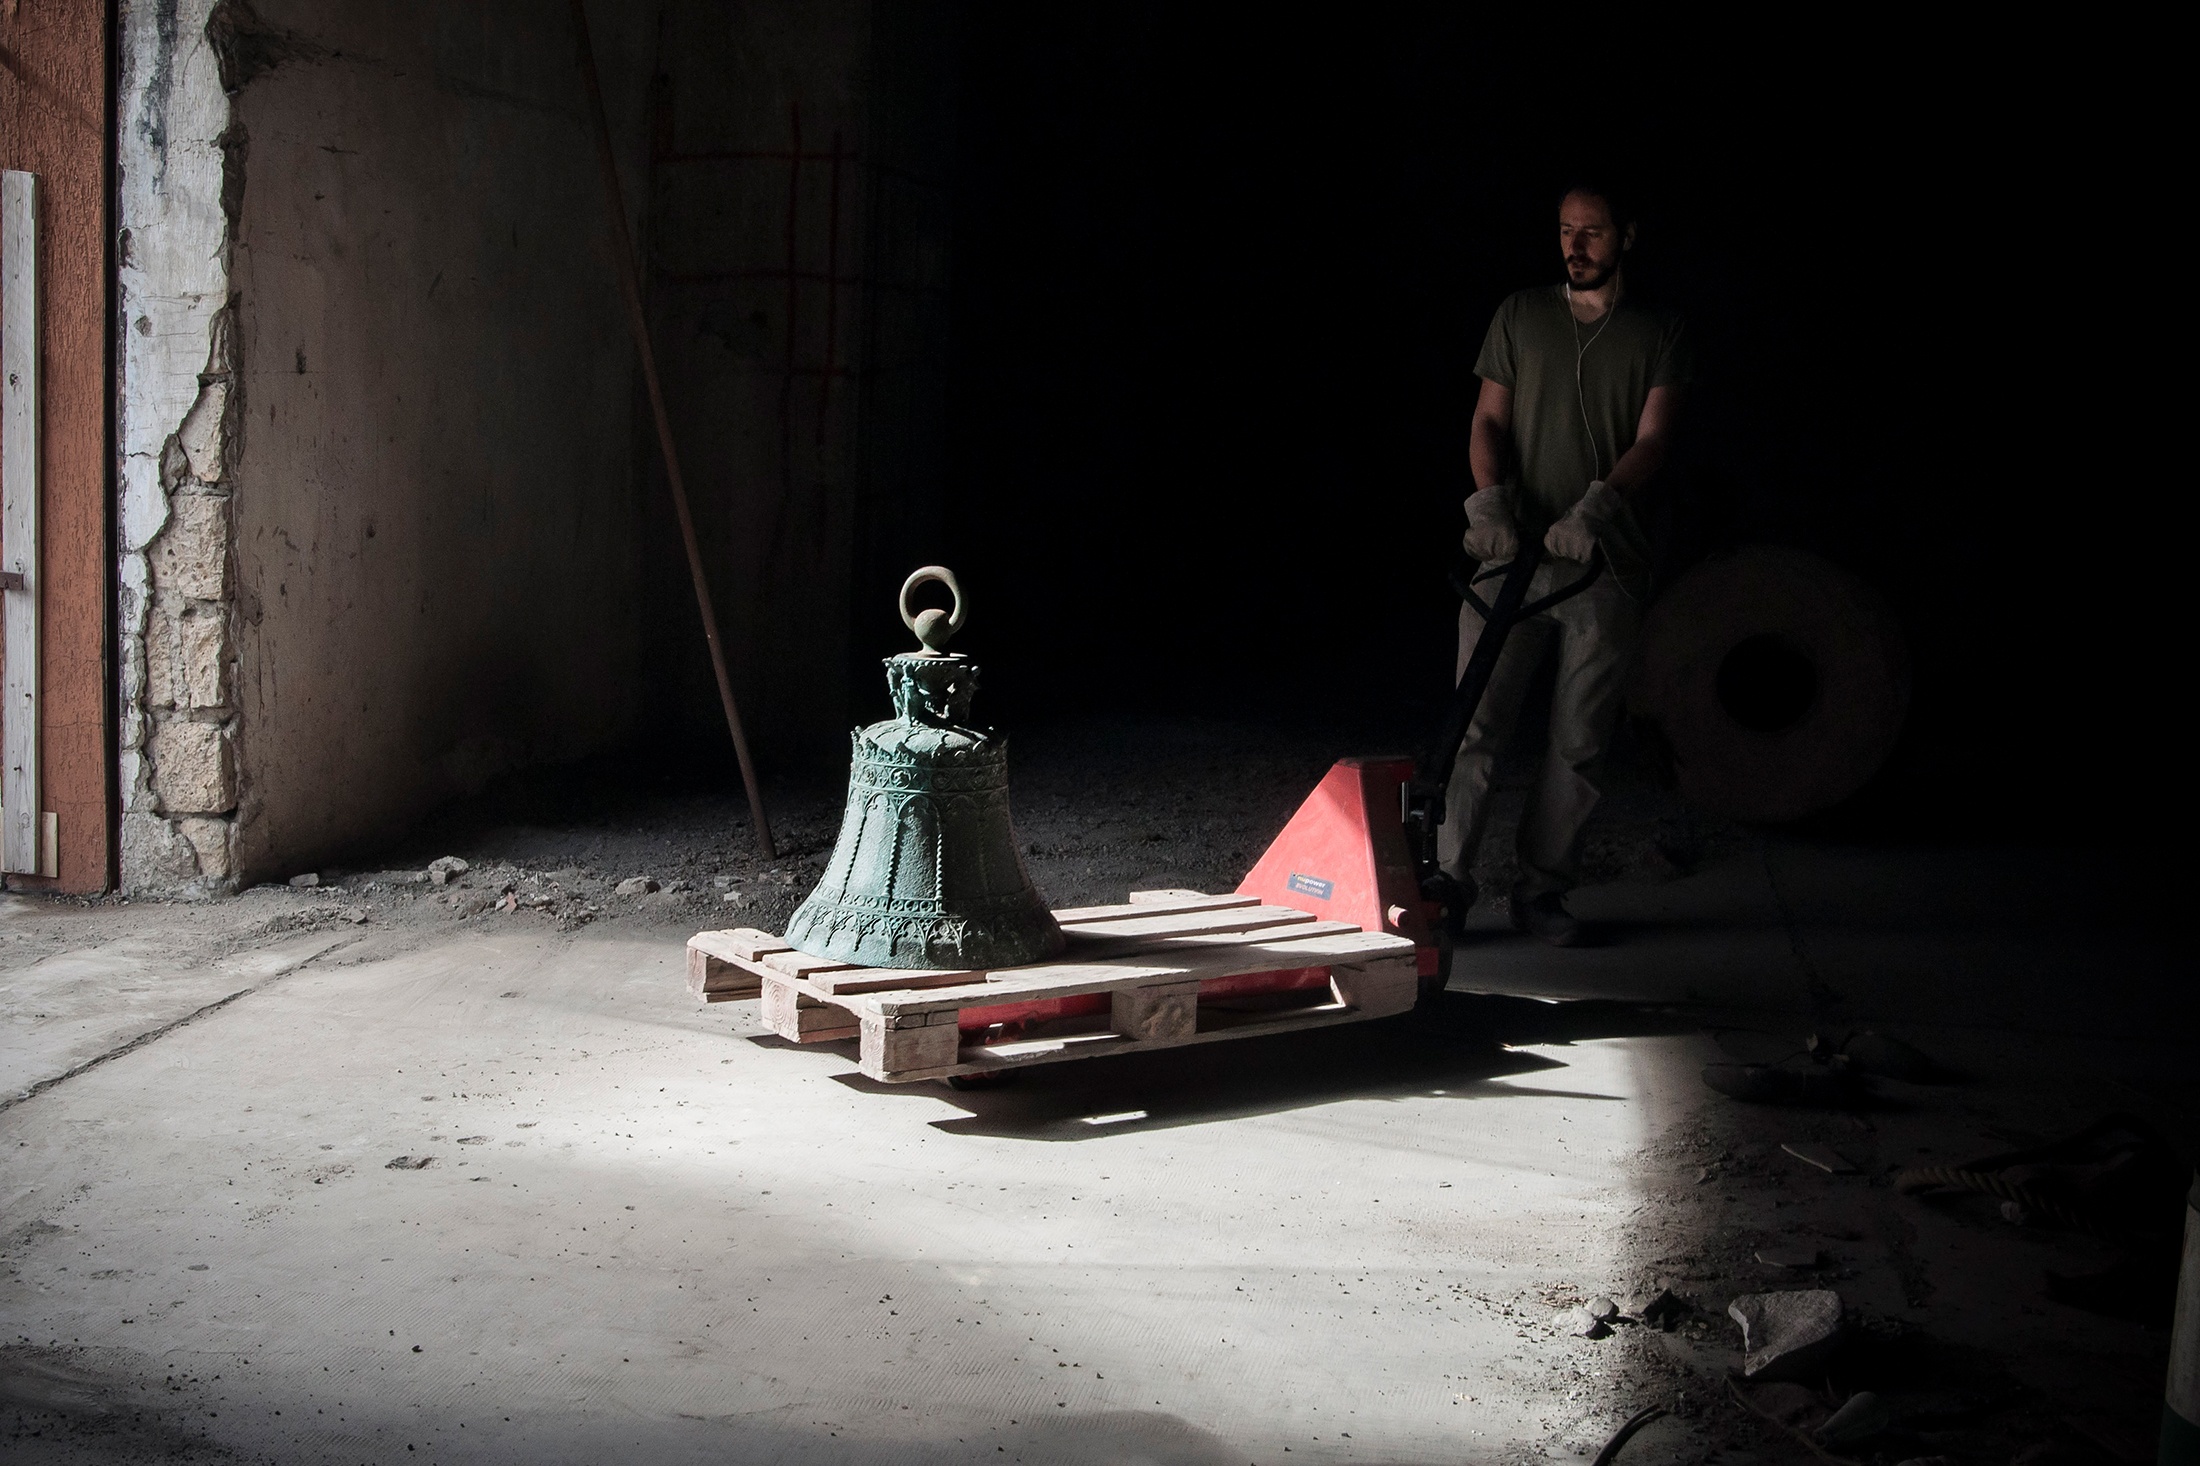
{"left": 1474, "top": 286, "right": 1694, "bottom": 583}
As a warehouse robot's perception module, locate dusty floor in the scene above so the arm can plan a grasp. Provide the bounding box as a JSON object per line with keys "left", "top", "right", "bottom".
{"left": 2, "top": 719, "right": 2191, "bottom": 1464}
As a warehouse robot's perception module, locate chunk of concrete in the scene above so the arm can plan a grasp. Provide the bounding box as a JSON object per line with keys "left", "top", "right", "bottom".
{"left": 1727, "top": 1289, "right": 1843, "bottom": 1380}
{"left": 427, "top": 856, "right": 470, "bottom": 885}
{"left": 177, "top": 817, "right": 232, "bottom": 880}
{"left": 177, "top": 379, "right": 230, "bottom": 482}
{"left": 1553, "top": 1307, "right": 1611, "bottom": 1339}
{"left": 616, "top": 876, "right": 659, "bottom": 896}
{"left": 149, "top": 719, "right": 235, "bottom": 815}
{"left": 150, "top": 492, "right": 230, "bottom": 602}
{"left": 120, "top": 812, "right": 201, "bottom": 889}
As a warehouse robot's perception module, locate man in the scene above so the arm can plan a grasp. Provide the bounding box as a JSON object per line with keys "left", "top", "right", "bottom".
{"left": 1440, "top": 181, "right": 1693, "bottom": 946}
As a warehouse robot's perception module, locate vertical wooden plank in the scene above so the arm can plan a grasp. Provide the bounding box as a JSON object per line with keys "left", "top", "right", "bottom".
{"left": 1, "top": 170, "right": 37, "bottom": 876}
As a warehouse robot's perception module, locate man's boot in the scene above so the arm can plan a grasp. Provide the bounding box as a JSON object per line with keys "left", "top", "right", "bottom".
{"left": 1512, "top": 891, "right": 1598, "bottom": 947}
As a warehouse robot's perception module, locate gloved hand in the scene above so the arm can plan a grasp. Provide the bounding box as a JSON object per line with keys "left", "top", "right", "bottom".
{"left": 1461, "top": 483, "right": 1520, "bottom": 563}
{"left": 1544, "top": 480, "right": 1621, "bottom": 563}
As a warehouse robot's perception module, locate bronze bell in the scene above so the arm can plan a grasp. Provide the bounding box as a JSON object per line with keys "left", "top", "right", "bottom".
{"left": 783, "top": 567, "right": 1066, "bottom": 970}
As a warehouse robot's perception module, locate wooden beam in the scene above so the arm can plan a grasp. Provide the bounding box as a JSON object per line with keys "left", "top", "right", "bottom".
{"left": 2, "top": 170, "right": 38, "bottom": 876}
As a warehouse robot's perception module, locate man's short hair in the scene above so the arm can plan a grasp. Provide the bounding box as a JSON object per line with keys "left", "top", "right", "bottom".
{"left": 1558, "top": 178, "right": 1635, "bottom": 234}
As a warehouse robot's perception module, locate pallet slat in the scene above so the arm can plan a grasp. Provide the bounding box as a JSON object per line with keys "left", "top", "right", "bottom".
{"left": 1052, "top": 891, "right": 1259, "bottom": 924}
{"left": 858, "top": 929, "right": 1412, "bottom": 1018}
{"left": 1059, "top": 903, "right": 1316, "bottom": 945}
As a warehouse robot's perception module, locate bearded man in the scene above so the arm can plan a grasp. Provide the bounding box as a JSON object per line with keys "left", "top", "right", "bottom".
{"left": 1440, "top": 181, "right": 1694, "bottom": 946}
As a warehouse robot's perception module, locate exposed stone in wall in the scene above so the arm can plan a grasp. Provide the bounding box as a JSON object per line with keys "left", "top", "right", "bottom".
{"left": 117, "top": 0, "right": 238, "bottom": 897}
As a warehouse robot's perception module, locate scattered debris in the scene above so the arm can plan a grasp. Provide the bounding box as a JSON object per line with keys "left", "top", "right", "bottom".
{"left": 1702, "top": 1062, "right": 1859, "bottom": 1107}
{"left": 1895, "top": 1114, "right": 2189, "bottom": 1304}
{"left": 288, "top": 872, "right": 320, "bottom": 888}
{"left": 616, "top": 876, "right": 659, "bottom": 896}
{"left": 1638, "top": 1289, "right": 1688, "bottom": 1330}
{"left": 384, "top": 1156, "right": 434, "bottom": 1170}
{"left": 1815, "top": 1390, "right": 1891, "bottom": 1444}
{"left": 1782, "top": 1141, "right": 1857, "bottom": 1174}
{"left": 1555, "top": 1306, "right": 1612, "bottom": 1340}
{"left": 1588, "top": 1404, "right": 1668, "bottom": 1466}
{"left": 427, "top": 856, "right": 470, "bottom": 885}
{"left": 1813, "top": 1028, "right": 1948, "bottom": 1082}
{"left": 721, "top": 890, "right": 743, "bottom": 903}
{"left": 1755, "top": 1244, "right": 1824, "bottom": 1269}
{"left": 1727, "top": 1289, "right": 1844, "bottom": 1380}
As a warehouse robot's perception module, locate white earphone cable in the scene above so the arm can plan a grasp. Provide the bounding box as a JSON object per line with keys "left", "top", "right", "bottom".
{"left": 1566, "top": 281, "right": 1616, "bottom": 480}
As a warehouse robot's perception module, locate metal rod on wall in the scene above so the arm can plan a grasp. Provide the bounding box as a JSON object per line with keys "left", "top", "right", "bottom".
{"left": 570, "top": 0, "right": 776, "bottom": 860}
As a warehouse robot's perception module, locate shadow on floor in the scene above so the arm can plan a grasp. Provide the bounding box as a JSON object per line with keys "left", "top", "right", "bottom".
{"left": 815, "top": 992, "right": 1696, "bottom": 1141}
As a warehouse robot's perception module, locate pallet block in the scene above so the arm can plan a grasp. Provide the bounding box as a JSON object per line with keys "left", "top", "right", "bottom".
{"left": 685, "top": 927, "right": 792, "bottom": 1002}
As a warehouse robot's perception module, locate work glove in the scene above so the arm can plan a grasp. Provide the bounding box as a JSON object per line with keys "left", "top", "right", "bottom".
{"left": 1543, "top": 480, "right": 1620, "bottom": 564}
{"left": 1461, "top": 483, "right": 1520, "bottom": 563}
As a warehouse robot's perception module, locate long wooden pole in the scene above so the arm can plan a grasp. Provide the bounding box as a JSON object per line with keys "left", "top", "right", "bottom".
{"left": 571, "top": 1, "right": 775, "bottom": 859}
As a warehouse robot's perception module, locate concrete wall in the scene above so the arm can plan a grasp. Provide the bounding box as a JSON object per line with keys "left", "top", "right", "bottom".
{"left": 119, "top": 0, "right": 659, "bottom": 893}
{"left": 115, "top": 1, "right": 955, "bottom": 893}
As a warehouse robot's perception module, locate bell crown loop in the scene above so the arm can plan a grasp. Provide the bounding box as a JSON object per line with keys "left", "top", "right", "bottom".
{"left": 899, "top": 565, "right": 967, "bottom": 653}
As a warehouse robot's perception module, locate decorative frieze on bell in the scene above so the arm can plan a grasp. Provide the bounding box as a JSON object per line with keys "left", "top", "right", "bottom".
{"left": 783, "top": 568, "right": 1066, "bottom": 970}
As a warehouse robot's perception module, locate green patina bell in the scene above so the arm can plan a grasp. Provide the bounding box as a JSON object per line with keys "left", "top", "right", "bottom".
{"left": 783, "top": 567, "right": 1065, "bottom": 970}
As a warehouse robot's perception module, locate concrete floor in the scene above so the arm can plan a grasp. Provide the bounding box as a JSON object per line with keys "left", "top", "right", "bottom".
{"left": 2, "top": 784, "right": 2191, "bottom": 1463}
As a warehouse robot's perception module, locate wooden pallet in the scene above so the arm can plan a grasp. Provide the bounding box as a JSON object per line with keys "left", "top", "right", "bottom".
{"left": 684, "top": 889, "right": 1419, "bottom": 1082}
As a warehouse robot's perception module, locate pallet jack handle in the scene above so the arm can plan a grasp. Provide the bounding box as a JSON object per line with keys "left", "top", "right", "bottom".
{"left": 1402, "top": 545, "right": 1605, "bottom": 903}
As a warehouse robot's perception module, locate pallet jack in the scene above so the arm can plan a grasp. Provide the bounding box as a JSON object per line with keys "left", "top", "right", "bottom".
{"left": 1234, "top": 545, "right": 1605, "bottom": 998}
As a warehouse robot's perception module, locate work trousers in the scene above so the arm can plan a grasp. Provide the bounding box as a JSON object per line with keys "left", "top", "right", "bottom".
{"left": 1436, "top": 559, "right": 1640, "bottom": 903}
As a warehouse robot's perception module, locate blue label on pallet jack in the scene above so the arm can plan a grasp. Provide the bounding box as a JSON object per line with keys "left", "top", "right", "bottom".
{"left": 1287, "top": 873, "right": 1334, "bottom": 901}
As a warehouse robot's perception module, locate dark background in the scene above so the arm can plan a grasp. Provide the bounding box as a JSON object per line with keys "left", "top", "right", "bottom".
{"left": 864, "top": 12, "right": 2171, "bottom": 841}
{"left": 893, "top": 11, "right": 2182, "bottom": 840}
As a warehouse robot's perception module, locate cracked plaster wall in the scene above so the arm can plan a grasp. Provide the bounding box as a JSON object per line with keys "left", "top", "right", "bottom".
{"left": 118, "top": 1, "right": 657, "bottom": 893}
{"left": 117, "top": 0, "right": 240, "bottom": 895}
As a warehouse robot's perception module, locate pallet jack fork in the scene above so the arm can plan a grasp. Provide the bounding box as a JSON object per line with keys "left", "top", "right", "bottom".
{"left": 1234, "top": 545, "right": 1604, "bottom": 995}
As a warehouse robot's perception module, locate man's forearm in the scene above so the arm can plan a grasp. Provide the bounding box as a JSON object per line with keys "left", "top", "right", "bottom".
{"left": 1603, "top": 432, "right": 1667, "bottom": 496}
{"left": 1469, "top": 417, "right": 1511, "bottom": 491}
